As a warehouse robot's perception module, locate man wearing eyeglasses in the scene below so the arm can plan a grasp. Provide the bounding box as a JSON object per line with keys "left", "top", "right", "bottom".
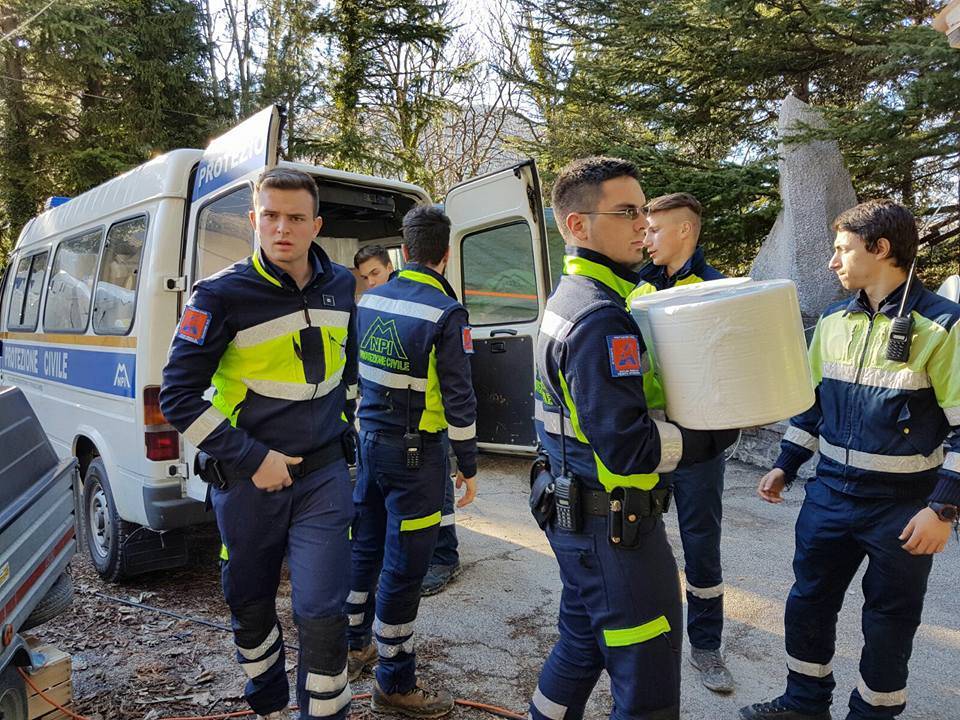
{"left": 625, "top": 193, "right": 734, "bottom": 694}
{"left": 529, "top": 157, "right": 737, "bottom": 720}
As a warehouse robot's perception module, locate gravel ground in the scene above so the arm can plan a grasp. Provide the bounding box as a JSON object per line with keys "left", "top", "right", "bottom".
{"left": 32, "top": 455, "right": 960, "bottom": 720}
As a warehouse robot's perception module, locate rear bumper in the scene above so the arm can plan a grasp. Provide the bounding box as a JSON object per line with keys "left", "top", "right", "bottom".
{"left": 141, "top": 483, "right": 210, "bottom": 530}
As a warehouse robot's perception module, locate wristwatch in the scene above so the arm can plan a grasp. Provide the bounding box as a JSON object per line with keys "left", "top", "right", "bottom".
{"left": 927, "top": 501, "right": 960, "bottom": 523}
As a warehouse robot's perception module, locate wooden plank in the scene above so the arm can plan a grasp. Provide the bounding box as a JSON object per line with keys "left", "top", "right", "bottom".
{"left": 28, "top": 680, "right": 71, "bottom": 719}
{"left": 26, "top": 643, "right": 72, "bottom": 720}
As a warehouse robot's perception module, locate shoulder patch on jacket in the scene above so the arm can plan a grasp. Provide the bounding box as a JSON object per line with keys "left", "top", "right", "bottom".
{"left": 607, "top": 334, "right": 641, "bottom": 376}
{"left": 177, "top": 306, "right": 212, "bottom": 345}
{"left": 461, "top": 326, "right": 474, "bottom": 354}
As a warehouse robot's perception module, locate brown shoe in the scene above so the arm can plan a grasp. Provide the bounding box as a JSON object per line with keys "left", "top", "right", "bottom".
{"left": 371, "top": 679, "right": 454, "bottom": 718}
{"left": 347, "top": 641, "right": 378, "bottom": 681}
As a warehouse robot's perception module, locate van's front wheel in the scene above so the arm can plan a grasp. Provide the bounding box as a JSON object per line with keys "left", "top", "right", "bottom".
{"left": 82, "top": 459, "right": 132, "bottom": 582}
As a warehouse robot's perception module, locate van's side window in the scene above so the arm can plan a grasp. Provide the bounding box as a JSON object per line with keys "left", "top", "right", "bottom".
{"left": 92, "top": 216, "right": 147, "bottom": 335}
{"left": 197, "top": 185, "right": 254, "bottom": 281}
{"left": 461, "top": 222, "right": 539, "bottom": 326}
{"left": 44, "top": 229, "right": 103, "bottom": 333}
{"left": 7, "top": 252, "right": 49, "bottom": 331}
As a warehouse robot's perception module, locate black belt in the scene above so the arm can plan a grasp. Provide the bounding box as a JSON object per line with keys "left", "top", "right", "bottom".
{"left": 581, "top": 487, "right": 672, "bottom": 517}
{"left": 366, "top": 430, "right": 445, "bottom": 448}
{"left": 287, "top": 438, "right": 348, "bottom": 480}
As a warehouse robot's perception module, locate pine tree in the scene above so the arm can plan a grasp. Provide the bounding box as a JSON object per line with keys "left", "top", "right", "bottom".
{"left": 511, "top": 1, "right": 959, "bottom": 273}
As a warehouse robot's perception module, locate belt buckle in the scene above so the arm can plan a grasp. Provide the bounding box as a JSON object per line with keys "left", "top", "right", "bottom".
{"left": 289, "top": 462, "right": 307, "bottom": 481}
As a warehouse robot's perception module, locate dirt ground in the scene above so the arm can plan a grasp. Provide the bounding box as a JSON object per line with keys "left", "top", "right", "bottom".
{"left": 33, "top": 497, "right": 518, "bottom": 720}
{"left": 31, "top": 455, "right": 960, "bottom": 720}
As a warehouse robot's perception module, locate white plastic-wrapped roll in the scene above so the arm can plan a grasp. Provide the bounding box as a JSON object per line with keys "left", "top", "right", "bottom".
{"left": 630, "top": 278, "right": 813, "bottom": 430}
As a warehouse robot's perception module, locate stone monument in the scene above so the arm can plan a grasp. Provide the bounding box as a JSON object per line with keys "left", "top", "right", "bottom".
{"left": 750, "top": 93, "right": 857, "bottom": 324}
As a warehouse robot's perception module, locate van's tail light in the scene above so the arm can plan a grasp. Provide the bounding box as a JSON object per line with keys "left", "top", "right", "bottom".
{"left": 143, "top": 385, "right": 179, "bottom": 461}
{"left": 144, "top": 385, "right": 167, "bottom": 425}
{"left": 145, "top": 430, "right": 180, "bottom": 461}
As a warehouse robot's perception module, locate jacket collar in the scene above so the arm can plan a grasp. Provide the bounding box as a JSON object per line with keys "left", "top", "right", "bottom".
{"left": 563, "top": 246, "right": 640, "bottom": 300}
{"left": 844, "top": 277, "right": 924, "bottom": 319}
{"left": 253, "top": 243, "right": 327, "bottom": 290}
{"left": 396, "top": 263, "right": 459, "bottom": 300}
{"left": 638, "top": 246, "right": 707, "bottom": 290}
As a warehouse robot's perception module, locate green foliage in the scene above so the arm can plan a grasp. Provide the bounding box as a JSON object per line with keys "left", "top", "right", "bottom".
{"left": 306, "top": 0, "right": 455, "bottom": 176}
{"left": 0, "top": 0, "right": 220, "bottom": 264}
{"left": 511, "top": 0, "right": 959, "bottom": 275}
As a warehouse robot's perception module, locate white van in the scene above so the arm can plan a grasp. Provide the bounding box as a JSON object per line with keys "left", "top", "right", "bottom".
{"left": 0, "top": 106, "right": 554, "bottom": 580}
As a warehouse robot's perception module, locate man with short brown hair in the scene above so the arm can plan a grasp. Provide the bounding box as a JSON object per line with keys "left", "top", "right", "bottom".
{"left": 161, "top": 167, "right": 359, "bottom": 720}
{"left": 529, "top": 159, "right": 737, "bottom": 720}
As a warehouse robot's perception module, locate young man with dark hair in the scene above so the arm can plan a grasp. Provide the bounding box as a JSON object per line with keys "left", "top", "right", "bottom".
{"left": 161, "top": 167, "right": 359, "bottom": 720}
{"left": 354, "top": 245, "right": 394, "bottom": 290}
{"left": 624, "top": 192, "right": 734, "bottom": 693}
{"left": 529, "top": 157, "right": 737, "bottom": 720}
{"left": 346, "top": 205, "right": 479, "bottom": 717}
{"left": 741, "top": 199, "right": 960, "bottom": 720}
{"left": 352, "top": 242, "right": 463, "bottom": 596}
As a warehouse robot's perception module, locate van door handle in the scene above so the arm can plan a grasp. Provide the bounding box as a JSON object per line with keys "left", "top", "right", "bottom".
{"left": 490, "top": 329, "right": 517, "bottom": 336}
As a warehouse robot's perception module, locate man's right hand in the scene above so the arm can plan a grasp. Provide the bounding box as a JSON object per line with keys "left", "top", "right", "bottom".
{"left": 757, "top": 468, "right": 787, "bottom": 504}
{"left": 252, "top": 450, "right": 301, "bottom": 492}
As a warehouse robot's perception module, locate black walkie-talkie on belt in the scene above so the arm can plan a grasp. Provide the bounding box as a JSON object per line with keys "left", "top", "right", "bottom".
{"left": 403, "top": 385, "right": 422, "bottom": 469}
{"left": 553, "top": 405, "right": 581, "bottom": 532}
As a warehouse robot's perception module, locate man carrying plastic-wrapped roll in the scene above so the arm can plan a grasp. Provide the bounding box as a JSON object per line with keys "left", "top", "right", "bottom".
{"left": 740, "top": 199, "right": 960, "bottom": 720}
{"left": 624, "top": 193, "right": 734, "bottom": 693}
{"left": 528, "top": 157, "right": 738, "bottom": 720}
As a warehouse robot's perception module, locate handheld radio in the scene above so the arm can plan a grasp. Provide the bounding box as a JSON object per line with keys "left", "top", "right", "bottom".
{"left": 885, "top": 203, "right": 945, "bottom": 363}
{"left": 885, "top": 267, "right": 915, "bottom": 362}
{"left": 403, "top": 385, "right": 422, "bottom": 469}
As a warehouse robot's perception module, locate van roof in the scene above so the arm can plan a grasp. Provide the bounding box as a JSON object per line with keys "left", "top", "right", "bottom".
{"left": 14, "top": 152, "right": 433, "bottom": 254}
{"left": 15, "top": 149, "right": 203, "bottom": 251}
{"left": 280, "top": 159, "right": 431, "bottom": 201}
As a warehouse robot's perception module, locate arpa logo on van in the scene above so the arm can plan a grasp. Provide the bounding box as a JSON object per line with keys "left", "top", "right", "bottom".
{"left": 113, "top": 363, "right": 131, "bottom": 389}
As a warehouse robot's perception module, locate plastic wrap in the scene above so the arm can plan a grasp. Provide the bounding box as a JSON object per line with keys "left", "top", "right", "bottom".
{"left": 631, "top": 278, "right": 814, "bottom": 430}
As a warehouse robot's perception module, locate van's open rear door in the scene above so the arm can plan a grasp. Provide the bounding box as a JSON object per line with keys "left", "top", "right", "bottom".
{"left": 444, "top": 160, "right": 550, "bottom": 454}
{"left": 179, "top": 106, "right": 282, "bottom": 501}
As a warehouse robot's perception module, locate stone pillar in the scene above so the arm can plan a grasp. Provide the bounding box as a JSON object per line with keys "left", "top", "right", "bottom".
{"left": 750, "top": 93, "right": 857, "bottom": 325}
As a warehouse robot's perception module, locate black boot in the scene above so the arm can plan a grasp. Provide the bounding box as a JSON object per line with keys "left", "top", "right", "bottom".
{"left": 739, "top": 696, "right": 831, "bottom": 720}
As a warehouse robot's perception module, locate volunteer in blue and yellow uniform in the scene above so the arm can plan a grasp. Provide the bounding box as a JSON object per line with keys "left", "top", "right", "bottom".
{"left": 741, "top": 200, "right": 960, "bottom": 720}
{"left": 345, "top": 205, "right": 478, "bottom": 718}
{"left": 160, "top": 168, "right": 359, "bottom": 720}
{"left": 625, "top": 193, "right": 734, "bottom": 693}
{"left": 353, "top": 245, "right": 462, "bottom": 596}
{"left": 529, "top": 157, "right": 737, "bottom": 720}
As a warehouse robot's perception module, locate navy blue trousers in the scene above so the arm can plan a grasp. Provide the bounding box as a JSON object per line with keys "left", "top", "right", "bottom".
{"left": 782, "top": 480, "right": 932, "bottom": 720}
{"left": 346, "top": 430, "right": 448, "bottom": 693}
{"left": 668, "top": 452, "right": 725, "bottom": 650}
{"left": 530, "top": 514, "right": 682, "bottom": 720}
{"left": 431, "top": 473, "right": 459, "bottom": 566}
{"left": 212, "top": 461, "right": 353, "bottom": 720}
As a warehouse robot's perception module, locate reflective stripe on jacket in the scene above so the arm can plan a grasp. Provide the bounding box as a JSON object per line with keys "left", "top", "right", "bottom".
{"left": 356, "top": 264, "right": 478, "bottom": 477}
{"left": 160, "top": 244, "right": 358, "bottom": 476}
{"left": 775, "top": 282, "right": 960, "bottom": 503}
{"left": 535, "top": 246, "right": 683, "bottom": 493}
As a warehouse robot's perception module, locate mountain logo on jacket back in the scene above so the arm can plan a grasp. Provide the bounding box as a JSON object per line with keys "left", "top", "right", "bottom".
{"left": 360, "top": 316, "right": 410, "bottom": 372}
